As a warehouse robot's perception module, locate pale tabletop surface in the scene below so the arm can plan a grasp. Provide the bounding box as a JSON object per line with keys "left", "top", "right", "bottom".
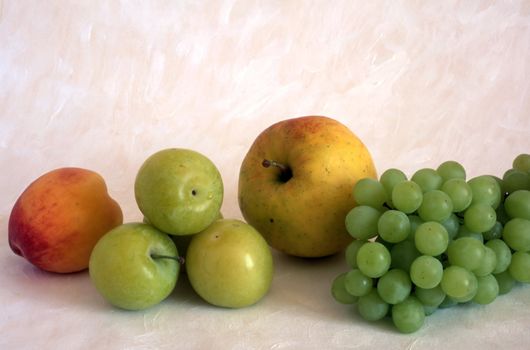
{"left": 1, "top": 1, "right": 529, "bottom": 349}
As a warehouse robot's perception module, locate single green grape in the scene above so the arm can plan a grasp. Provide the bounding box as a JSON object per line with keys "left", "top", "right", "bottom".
{"left": 438, "top": 296, "right": 458, "bottom": 309}
{"left": 440, "top": 214, "right": 460, "bottom": 240}
{"left": 414, "top": 221, "right": 449, "bottom": 256}
{"left": 473, "top": 246, "right": 497, "bottom": 277}
{"left": 353, "top": 178, "right": 388, "bottom": 209}
{"left": 417, "top": 190, "right": 453, "bottom": 222}
{"left": 345, "top": 239, "right": 366, "bottom": 269}
{"left": 392, "top": 181, "right": 423, "bottom": 214}
{"left": 473, "top": 274, "right": 499, "bottom": 305}
{"left": 485, "top": 239, "right": 512, "bottom": 274}
{"left": 408, "top": 215, "right": 424, "bottom": 241}
{"left": 441, "top": 178, "right": 472, "bottom": 212}
{"left": 464, "top": 203, "right": 496, "bottom": 233}
{"left": 375, "top": 234, "right": 394, "bottom": 251}
{"left": 482, "top": 221, "right": 503, "bottom": 241}
{"left": 437, "top": 160, "right": 466, "bottom": 182}
{"left": 508, "top": 251, "right": 530, "bottom": 283}
{"left": 344, "top": 269, "right": 373, "bottom": 297}
{"left": 503, "top": 169, "right": 530, "bottom": 194}
{"left": 378, "top": 210, "right": 411, "bottom": 243}
{"left": 502, "top": 218, "right": 530, "bottom": 251}
{"left": 504, "top": 190, "right": 530, "bottom": 220}
{"left": 331, "top": 272, "right": 358, "bottom": 304}
{"left": 414, "top": 285, "right": 446, "bottom": 307}
{"left": 391, "top": 296, "right": 425, "bottom": 333}
{"left": 492, "top": 175, "right": 507, "bottom": 195}
{"left": 390, "top": 240, "right": 421, "bottom": 272}
{"left": 357, "top": 289, "right": 389, "bottom": 321}
{"left": 513, "top": 153, "right": 530, "bottom": 173}
{"left": 447, "top": 237, "right": 485, "bottom": 270}
{"left": 345, "top": 206, "right": 381, "bottom": 240}
{"left": 456, "top": 225, "right": 483, "bottom": 242}
{"left": 494, "top": 270, "right": 516, "bottom": 294}
{"left": 423, "top": 304, "right": 438, "bottom": 316}
{"left": 356, "top": 242, "right": 391, "bottom": 278}
{"left": 376, "top": 269, "right": 412, "bottom": 304}
{"left": 410, "top": 255, "right": 443, "bottom": 289}
{"left": 496, "top": 202, "right": 511, "bottom": 225}
{"left": 411, "top": 168, "right": 443, "bottom": 192}
{"left": 380, "top": 169, "right": 407, "bottom": 207}
{"left": 440, "top": 265, "right": 478, "bottom": 302}
{"left": 468, "top": 175, "right": 502, "bottom": 209}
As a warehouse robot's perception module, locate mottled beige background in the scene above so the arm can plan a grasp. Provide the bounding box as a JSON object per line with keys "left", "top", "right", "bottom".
{"left": 1, "top": 1, "right": 529, "bottom": 349}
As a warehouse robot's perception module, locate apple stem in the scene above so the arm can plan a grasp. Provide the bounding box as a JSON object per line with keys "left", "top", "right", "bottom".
{"left": 151, "top": 254, "right": 185, "bottom": 265}
{"left": 262, "top": 159, "right": 293, "bottom": 183}
{"left": 262, "top": 159, "right": 288, "bottom": 172}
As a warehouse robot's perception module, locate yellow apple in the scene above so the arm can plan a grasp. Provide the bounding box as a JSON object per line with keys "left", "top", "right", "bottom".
{"left": 238, "top": 116, "right": 377, "bottom": 257}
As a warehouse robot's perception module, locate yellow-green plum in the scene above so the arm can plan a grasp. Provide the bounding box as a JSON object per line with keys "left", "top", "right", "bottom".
{"left": 135, "top": 148, "right": 223, "bottom": 236}
{"left": 89, "top": 223, "right": 180, "bottom": 310}
{"left": 186, "top": 219, "right": 274, "bottom": 308}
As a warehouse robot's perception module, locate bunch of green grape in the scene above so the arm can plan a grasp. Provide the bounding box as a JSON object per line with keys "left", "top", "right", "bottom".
{"left": 331, "top": 153, "right": 530, "bottom": 333}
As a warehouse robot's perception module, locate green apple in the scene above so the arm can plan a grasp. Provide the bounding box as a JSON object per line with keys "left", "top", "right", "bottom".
{"left": 186, "top": 219, "right": 274, "bottom": 308}
{"left": 238, "top": 116, "right": 377, "bottom": 257}
{"left": 135, "top": 148, "right": 224, "bottom": 236}
{"left": 89, "top": 223, "right": 180, "bottom": 310}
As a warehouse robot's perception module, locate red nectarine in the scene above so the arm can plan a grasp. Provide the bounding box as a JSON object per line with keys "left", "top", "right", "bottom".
{"left": 8, "top": 167, "right": 123, "bottom": 273}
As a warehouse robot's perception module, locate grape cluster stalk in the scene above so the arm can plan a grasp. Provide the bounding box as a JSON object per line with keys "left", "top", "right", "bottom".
{"left": 331, "top": 154, "right": 530, "bottom": 333}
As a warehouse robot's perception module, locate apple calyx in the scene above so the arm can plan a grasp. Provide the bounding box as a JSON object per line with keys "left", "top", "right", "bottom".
{"left": 262, "top": 159, "right": 293, "bottom": 183}
{"left": 151, "top": 254, "right": 185, "bottom": 265}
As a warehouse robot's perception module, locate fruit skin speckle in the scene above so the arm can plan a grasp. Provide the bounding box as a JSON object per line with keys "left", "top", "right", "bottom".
{"left": 8, "top": 167, "right": 123, "bottom": 273}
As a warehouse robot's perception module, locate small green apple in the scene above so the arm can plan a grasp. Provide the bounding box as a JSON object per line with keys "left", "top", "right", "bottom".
{"left": 186, "top": 219, "right": 274, "bottom": 308}
{"left": 89, "top": 223, "right": 180, "bottom": 310}
{"left": 135, "top": 148, "right": 223, "bottom": 235}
